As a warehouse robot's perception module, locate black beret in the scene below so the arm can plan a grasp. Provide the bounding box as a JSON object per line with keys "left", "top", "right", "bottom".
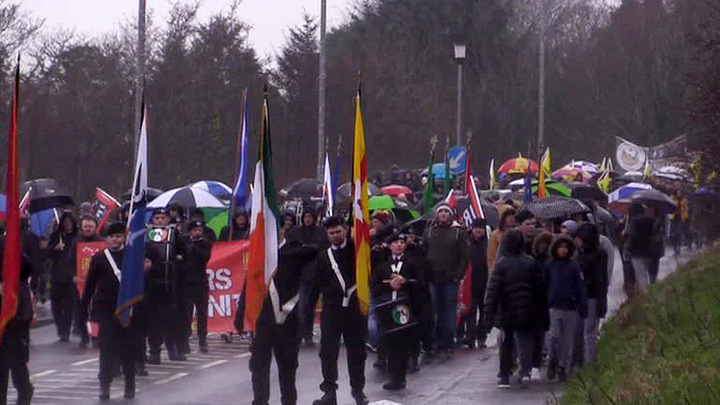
{"left": 153, "top": 207, "right": 169, "bottom": 216}
{"left": 104, "top": 222, "right": 125, "bottom": 236}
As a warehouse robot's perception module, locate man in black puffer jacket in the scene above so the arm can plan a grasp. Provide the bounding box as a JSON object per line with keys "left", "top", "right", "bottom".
{"left": 483, "top": 229, "right": 546, "bottom": 388}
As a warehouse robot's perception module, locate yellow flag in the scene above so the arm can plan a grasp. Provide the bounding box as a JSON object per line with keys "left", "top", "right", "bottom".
{"left": 597, "top": 169, "right": 611, "bottom": 193}
{"left": 643, "top": 158, "right": 652, "bottom": 181}
{"left": 351, "top": 91, "right": 371, "bottom": 315}
{"left": 538, "top": 148, "right": 551, "bottom": 198}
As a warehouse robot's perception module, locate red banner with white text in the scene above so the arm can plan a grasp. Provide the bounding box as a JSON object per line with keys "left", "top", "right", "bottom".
{"left": 206, "top": 241, "right": 249, "bottom": 333}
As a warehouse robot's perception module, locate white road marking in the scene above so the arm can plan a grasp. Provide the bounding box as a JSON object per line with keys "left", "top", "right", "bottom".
{"left": 198, "top": 359, "right": 228, "bottom": 369}
{"left": 33, "top": 395, "right": 86, "bottom": 400}
{"left": 235, "top": 352, "right": 251, "bottom": 359}
{"left": 30, "top": 370, "right": 57, "bottom": 378}
{"left": 71, "top": 357, "right": 99, "bottom": 366}
{"left": 153, "top": 372, "right": 189, "bottom": 385}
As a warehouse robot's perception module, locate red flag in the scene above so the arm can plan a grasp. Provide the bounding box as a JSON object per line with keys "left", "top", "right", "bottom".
{"left": 1, "top": 61, "right": 21, "bottom": 343}
{"left": 93, "top": 187, "right": 120, "bottom": 233}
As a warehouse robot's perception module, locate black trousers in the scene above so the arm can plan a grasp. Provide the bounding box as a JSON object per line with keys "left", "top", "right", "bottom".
{"left": 96, "top": 306, "right": 136, "bottom": 387}
{"left": 51, "top": 281, "right": 76, "bottom": 338}
{"left": 186, "top": 283, "right": 209, "bottom": 342}
{"left": 319, "top": 304, "right": 367, "bottom": 394}
{"left": 298, "top": 278, "right": 318, "bottom": 340}
{"left": 250, "top": 312, "right": 300, "bottom": 405}
{"left": 0, "top": 319, "right": 33, "bottom": 405}
{"left": 385, "top": 329, "right": 415, "bottom": 384}
{"left": 146, "top": 286, "right": 180, "bottom": 356}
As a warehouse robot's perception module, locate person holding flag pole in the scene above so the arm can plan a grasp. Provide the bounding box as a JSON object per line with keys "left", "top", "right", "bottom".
{"left": 0, "top": 58, "right": 35, "bottom": 405}
{"left": 310, "top": 89, "right": 370, "bottom": 405}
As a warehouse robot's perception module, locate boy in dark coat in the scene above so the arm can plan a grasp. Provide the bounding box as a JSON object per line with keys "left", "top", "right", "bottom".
{"left": 545, "top": 236, "right": 586, "bottom": 381}
{"left": 483, "top": 229, "right": 546, "bottom": 388}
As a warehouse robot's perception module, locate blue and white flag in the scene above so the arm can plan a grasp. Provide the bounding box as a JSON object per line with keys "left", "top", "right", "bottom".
{"left": 116, "top": 104, "right": 148, "bottom": 326}
{"left": 232, "top": 95, "right": 250, "bottom": 210}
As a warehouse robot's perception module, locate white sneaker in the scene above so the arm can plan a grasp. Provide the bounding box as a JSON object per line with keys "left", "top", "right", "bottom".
{"left": 531, "top": 367, "right": 542, "bottom": 381}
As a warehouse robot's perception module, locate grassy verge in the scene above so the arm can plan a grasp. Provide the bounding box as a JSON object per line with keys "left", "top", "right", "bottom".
{"left": 561, "top": 248, "right": 720, "bottom": 405}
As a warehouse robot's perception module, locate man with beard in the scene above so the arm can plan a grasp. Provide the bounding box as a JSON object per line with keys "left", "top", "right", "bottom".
{"left": 72, "top": 216, "right": 104, "bottom": 349}
{"left": 311, "top": 216, "right": 369, "bottom": 405}
{"left": 285, "top": 206, "right": 328, "bottom": 346}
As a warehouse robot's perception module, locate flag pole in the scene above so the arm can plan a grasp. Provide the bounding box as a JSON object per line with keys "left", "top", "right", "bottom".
{"left": 229, "top": 88, "right": 248, "bottom": 241}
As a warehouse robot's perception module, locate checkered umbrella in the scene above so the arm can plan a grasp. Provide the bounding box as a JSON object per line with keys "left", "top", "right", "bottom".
{"left": 523, "top": 196, "right": 590, "bottom": 220}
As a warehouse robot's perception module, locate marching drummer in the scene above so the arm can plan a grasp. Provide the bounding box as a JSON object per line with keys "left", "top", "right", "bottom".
{"left": 371, "top": 231, "right": 424, "bottom": 391}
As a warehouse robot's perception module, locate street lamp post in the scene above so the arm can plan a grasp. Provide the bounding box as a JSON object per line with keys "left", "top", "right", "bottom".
{"left": 453, "top": 41, "right": 466, "bottom": 147}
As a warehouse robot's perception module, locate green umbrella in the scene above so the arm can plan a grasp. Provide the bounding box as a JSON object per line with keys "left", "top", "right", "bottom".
{"left": 202, "top": 207, "right": 228, "bottom": 239}
{"left": 369, "top": 195, "right": 396, "bottom": 212}
{"left": 530, "top": 181, "right": 571, "bottom": 198}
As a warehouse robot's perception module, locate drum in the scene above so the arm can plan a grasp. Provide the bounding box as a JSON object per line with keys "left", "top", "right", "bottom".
{"left": 375, "top": 296, "right": 416, "bottom": 335}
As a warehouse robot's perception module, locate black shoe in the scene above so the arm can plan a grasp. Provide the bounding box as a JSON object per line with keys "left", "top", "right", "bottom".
{"left": 558, "top": 367, "right": 568, "bottom": 382}
{"left": 17, "top": 385, "right": 33, "bottom": 405}
{"left": 169, "top": 353, "right": 187, "bottom": 361}
{"left": 99, "top": 383, "right": 111, "bottom": 401}
{"left": 58, "top": 334, "right": 70, "bottom": 342}
{"left": 199, "top": 341, "right": 209, "bottom": 354}
{"left": 497, "top": 377, "right": 511, "bottom": 388}
{"left": 136, "top": 364, "right": 148, "bottom": 377}
{"left": 312, "top": 391, "right": 337, "bottom": 405}
{"left": 410, "top": 357, "right": 420, "bottom": 373}
{"left": 383, "top": 381, "right": 406, "bottom": 391}
{"left": 352, "top": 390, "right": 369, "bottom": 405}
{"left": 147, "top": 354, "right": 161, "bottom": 365}
{"left": 547, "top": 361, "right": 557, "bottom": 381}
{"left": 373, "top": 359, "right": 387, "bottom": 370}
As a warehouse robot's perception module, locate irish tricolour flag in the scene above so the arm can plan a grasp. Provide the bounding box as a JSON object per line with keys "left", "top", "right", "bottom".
{"left": 245, "top": 94, "right": 280, "bottom": 331}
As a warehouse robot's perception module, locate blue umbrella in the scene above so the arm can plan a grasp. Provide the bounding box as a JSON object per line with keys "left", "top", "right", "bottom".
{"left": 422, "top": 163, "right": 451, "bottom": 180}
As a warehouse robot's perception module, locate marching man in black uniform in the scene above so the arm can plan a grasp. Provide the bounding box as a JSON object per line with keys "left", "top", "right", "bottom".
{"left": 249, "top": 241, "right": 319, "bottom": 405}
{"left": 312, "top": 216, "right": 369, "bottom": 405}
{"left": 183, "top": 220, "right": 213, "bottom": 353}
{"left": 80, "top": 222, "right": 150, "bottom": 400}
{"left": 372, "top": 232, "right": 423, "bottom": 391}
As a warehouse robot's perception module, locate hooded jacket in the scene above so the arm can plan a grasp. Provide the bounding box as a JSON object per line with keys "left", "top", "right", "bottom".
{"left": 576, "top": 223, "right": 609, "bottom": 318}
{"left": 47, "top": 211, "right": 79, "bottom": 283}
{"left": 546, "top": 236, "right": 587, "bottom": 315}
{"left": 487, "top": 205, "right": 516, "bottom": 272}
{"left": 219, "top": 211, "right": 250, "bottom": 241}
{"left": 285, "top": 209, "right": 328, "bottom": 279}
{"left": 423, "top": 218, "right": 468, "bottom": 283}
{"left": 483, "top": 230, "right": 546, "bottom": 329}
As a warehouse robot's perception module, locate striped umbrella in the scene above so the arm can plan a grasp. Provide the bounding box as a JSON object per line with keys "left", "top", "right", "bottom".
{"left": 523, "top": 196, "right": 589, "bottom": 220}
{"left": 148, "top": 187, "right": 226, "bottom": 208}
{"left": 608, "top": 182, "right": 652, "bottom": 204}
{"left": 497, "top": 158, "right": 539, "bottom": 175}
{"left": 190, "top": 181, "right": 233, "bottom": 200}
{"left": 552, "top": 161, "right": 599, "bottom": 182}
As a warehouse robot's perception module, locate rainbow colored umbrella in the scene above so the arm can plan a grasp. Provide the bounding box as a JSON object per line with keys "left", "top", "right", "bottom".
{"left": 498, "top": 157, "right": 539, "bottom": 175}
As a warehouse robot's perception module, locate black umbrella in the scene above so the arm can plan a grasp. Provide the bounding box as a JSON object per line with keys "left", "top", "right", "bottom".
{"left": 335, "top": 182, "right": 381, "bottom": 203}
{"left": 565, "top": 182, "right": 608, "bottom": 204}
{"left": 523, "top": 196, "right": 589, "bottom": 220}
{"left": 123, "top": 187, "right": 164, "bottom": 201}
{"left": 22, "top": 178, "right": 74, "bottom": 214}
{"left": 280, "top": 178, "right": 321, "bottom": 199}
{"left": 631, "top": 189, "right": 677, "bottom": 214}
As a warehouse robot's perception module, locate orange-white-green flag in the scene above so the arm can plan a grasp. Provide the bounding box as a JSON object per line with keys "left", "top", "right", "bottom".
{"left": 245, "top": 93, "right": 279, "bottom": 331}
{"left": 352, "top": 90, "right": 371, "bottom": 315}
{"left": 537, "top": 147, "right": 551, "bottom": 199}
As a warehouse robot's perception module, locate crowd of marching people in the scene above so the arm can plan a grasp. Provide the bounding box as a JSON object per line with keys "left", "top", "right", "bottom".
{"left": 0, "top": 164, "right": 712, "bottom": 405}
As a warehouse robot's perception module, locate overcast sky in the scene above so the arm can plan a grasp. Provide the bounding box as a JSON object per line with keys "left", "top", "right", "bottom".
{"left": 22, "top": 0, "right": 353, "bottom": 58}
